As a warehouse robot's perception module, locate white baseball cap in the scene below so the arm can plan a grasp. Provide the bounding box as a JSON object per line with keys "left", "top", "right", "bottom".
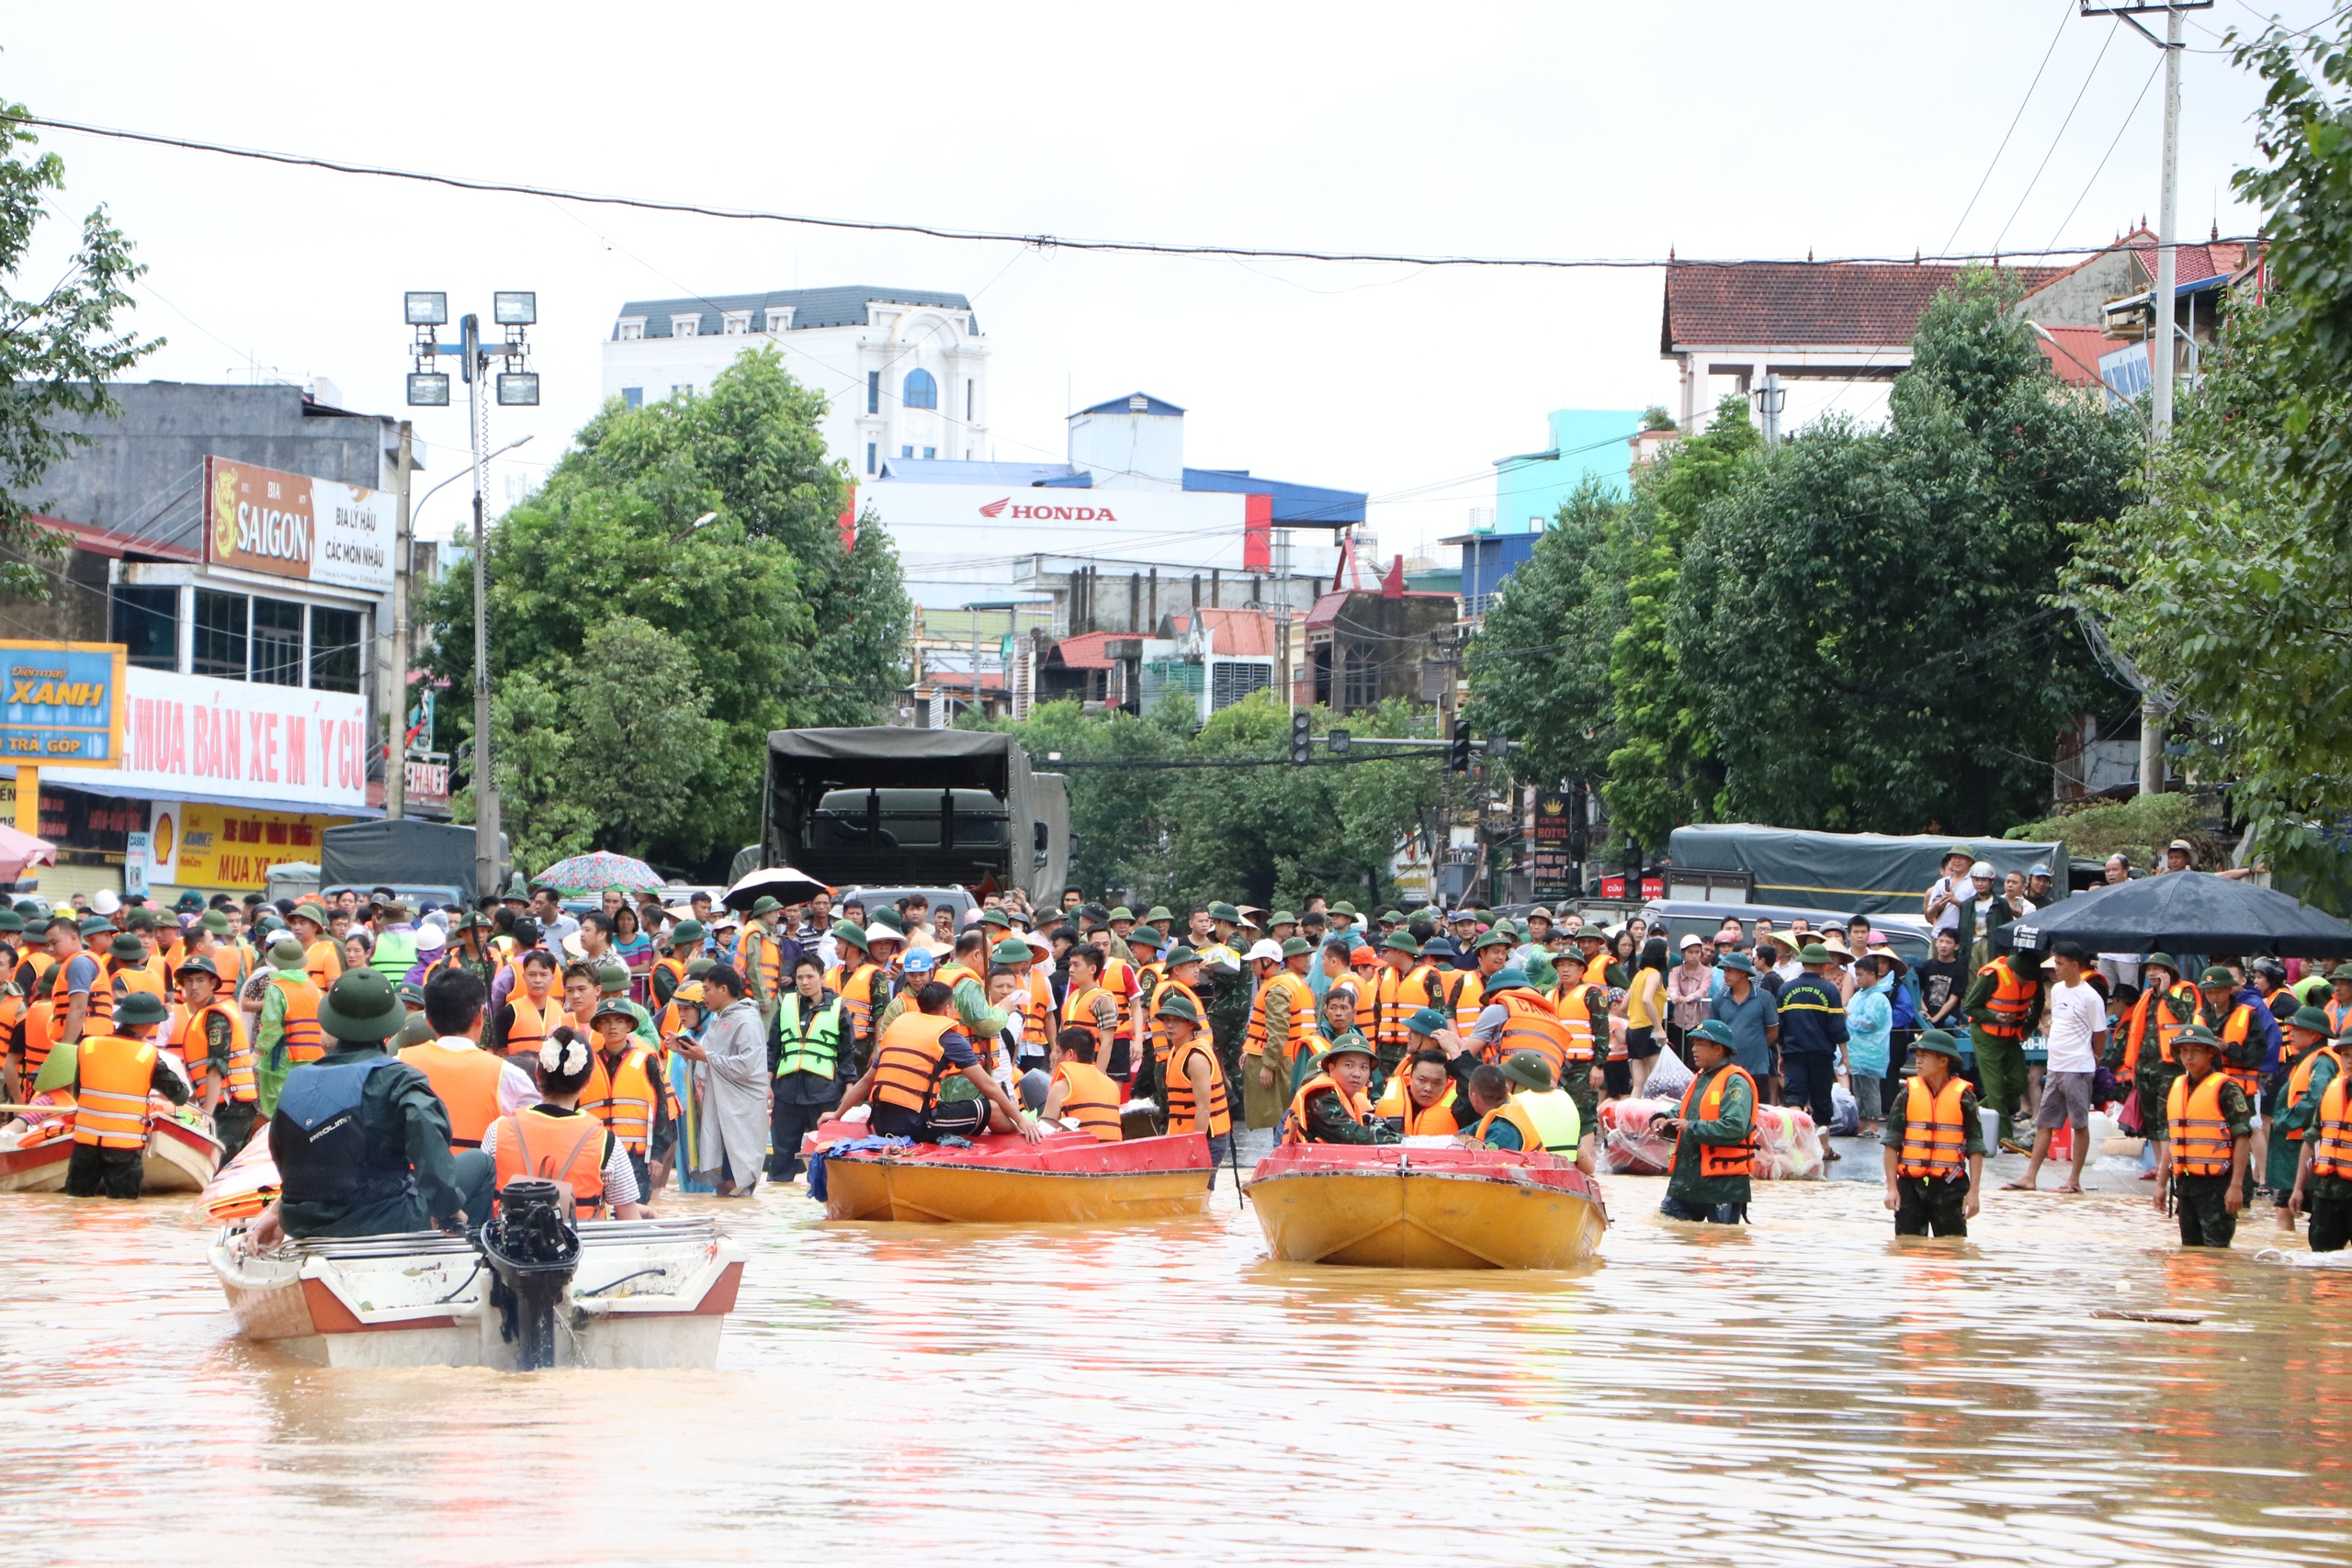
{"left": 1678, "top": 933, "right": 1703, "bottom": 950}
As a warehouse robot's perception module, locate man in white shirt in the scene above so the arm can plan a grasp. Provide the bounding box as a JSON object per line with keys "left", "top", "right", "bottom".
{"left": 2006, "top": 944, "right": 2106, "bottom": 1194}
{"left": 1921, "top": 846, "right": 1974, "bottom": 935}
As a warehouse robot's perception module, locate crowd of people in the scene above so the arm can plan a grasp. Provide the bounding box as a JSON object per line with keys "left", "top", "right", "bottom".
{"left": 7, "top": 858, "right": 2347, "bottom": 1255}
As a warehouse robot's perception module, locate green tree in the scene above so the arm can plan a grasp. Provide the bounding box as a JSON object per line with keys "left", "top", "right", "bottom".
{"left": 424, "top": 349, "right": 911, "bottom": 873}
{"left": 1463, "top": 475, "right": 1629, "bottom": 794}
{"left": 0, "top": 106, "right": 159, "bottom": 595}
{"left": 1601, "top": 397, "right": 1759, "bottom": 847}
{"left": 571, "top": 616, "right": 717, "bottom": 855}
{"left": 1677, "top": 271, "right": 2137, "bottom": 833}
{"left": 456, "top": 669, "right": 596, "bottom": 872}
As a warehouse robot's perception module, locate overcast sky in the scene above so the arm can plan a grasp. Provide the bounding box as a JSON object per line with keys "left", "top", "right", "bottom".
{"left": 6, "top": 0, "right": 2322, "bottom": 573}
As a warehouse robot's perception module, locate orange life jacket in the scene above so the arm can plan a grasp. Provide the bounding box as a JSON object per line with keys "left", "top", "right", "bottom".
{"left": 2214, "top": 1002, "right": 2263, "bottom": 1101}
{"left": 1677, "top": 1064, "right": 1758, "bottom": 1179}
{"left": 72, "top": 1034, "right": 154, "bottom": 1149}
{"left": 2312, "top": 1073, "right": 2352, "bottom": 1179}
{"left": 267, "top": 972, "right": 325, "bottom": 1065}
{"left": 741, "top": 924, "right": 786, "bottom": 999}
{"left": 1018, "top": 968, "right": 1055, "bottom": 1049}
{"left": 1246, "top": 970, "right": 1315, "bottom": 1056}
{"left": 1550, "top": 981, "right": 1603, "bottom": 1062}
{"left": 1452, "top": 970, "right": 1489, "bottom": 1032}
{"left": 175, "top": 1000, "right": 254, "bottom": 1105}
{"left": 1061, "top": 984, "right": 1114, "bottom": 1057}
{"left": 304, "top": 937, "right": 344, "bottom": 994}
{"left": 1363, "top": 963, "right": 1414, "bottom": 1048}
{"left": 1161, "top": 1033, "right": 1230, "bottom": 1137}
{"left": 839, "top": 962, "right": 884, "bottom": 1043}
{"left": 584, "top": 1043, "right": 660, "bottom": 1155}
{"left": 1491, "top": 990, "right": 1574, "bottom": 1074}
{"left": 1897, "top": 1074, "right": 1970, "bottom": 1179}
{"left": 502, "top": 992, "right": 567, "bottom": 1061}
{"left": 1282, "top": 1071, "right": 1370, "bottom": 1145}
{"left": 52, "top": 949, "right": 109, "bottom": 1035}
{"left": 1147, "top": 977, "right": 1203, "bottom": 1067}
{"left": 872, "top": 1011, "right": 962, "bottom": 1115}
{"left": 492, "top": 1107, "right": 607, "bottom": 1219}
{"left": 397, "top": 1042, "right": 506, "bottom": 1150}
{"left": 1975, "top": 960, "right": 2036, "bottom": 1040}
{"left": 2166, "top": 1071, "right": 2237, "bottom": 1177}
{"left": 111, "top": 958, "right": 167, "bottom": 1008}
{"left": 2285, "top": 1045, "right": 2343, "bottom": 1143}
{"left": 1051, "top": 1059, "right": 1123, "bottom": 1143}
{"left": 2122, "top": 980, "right": 2199, "bottom": 1073}
{"left": 1473, "top": 1098, "right": 1544, "bottom": 1151}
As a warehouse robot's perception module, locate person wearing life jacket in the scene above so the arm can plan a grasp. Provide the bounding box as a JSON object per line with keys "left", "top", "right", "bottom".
{"left": 2268, "top": 1005, "right": 2342, "bottom": 1229}
{"left": 2106, "top": 953, "right": 2197, "bottom": 1162}
{"left": 244, "top": 969, "right": 480, "bottom": 1246}
{"left": 1374, "top": 1040, "right": 1468, "bottom": 1136}
{"left": 1281, "top": 1032, "right": 1397, "bottom": 1147}
{"left": 286, "top": 899, "right": 344, "bottom": 994}
{"left": 55, "top": 990, "right": 187, "bottom": 1199}
{"left": 1880, "top": 1027, "right": 1984, "bottom": 1237}
{"left": 1962, "top": 945, "right": 2043, "bottom": 1154}
{"left": 485, "top": 948, "right": 567, "bottom": 1061}
{"left": 1244, "top": 938, "right": 1316, "bottom": 1134}
{"left": 103, "top": 931, "right": 166, "bottom": 1013}
{"left": 171, "top": 954, "right": 259, "bottom": 1159}
{"left": 2157, "top": 1026, "right": 2255, "bottom": 1248}
{"left": 2194, "top": 964, "right": 2270, "bottom": 1129}
{"left": 834, "top": 978, "right": 1042, "bottom": 1144}
{"left": 484, "top": 1027, "right": 654, "bottom": 1222}
{"left": 1652, "top": 1019, "right": 1758, "bottom": 1225}
{"left": 1042, "top": 1023, "right": 1124, "bottom": 1144}
{"left": 397, "top": 967, "right": 530, "bottom": 1157}
{"left": 580, "top": 998, "right": 669, "bottom": 1201}
{"left": 765, "top": 953, "right": 844, "bottom": 1183}
{"left": 1156, "top": 990, "right": 1230, "bottom": 1173}
{"left": 650, "top": 917, "right": 701, "bottom": 1010}
{"left": 842, "top": 923, "right": 904, "bottom": 1074}
{"left": 2290, "top": 1021, "right": 2352, "bottom": 1251}
{"left": 40, "top": 916, "right": 107, "bottom": 1081}
{"left": 1464, "top": 1051, "right": 1591, "bottom": 1170}
{"left": 734, "top": 895, "right": 794, "bottom": 1030}
{"left": 253, "top": 935, "right": 325, "bottom": 1118}
{"left": 367, "top": 900, "right": 421, "bottom": 987}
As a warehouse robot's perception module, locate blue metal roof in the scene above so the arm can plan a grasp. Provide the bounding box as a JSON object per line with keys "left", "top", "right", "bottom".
{"left": 1073, "top": 392, "right": 1186, "bottom": 418}
{"left": 876, "top": 458, "right": 1077, "bottom": 486}
{"left": 613, "top": 286, "right": 978, "bottom": 339}
{"left": 1181, "top": 468, "right": 1365, "bottom": 527}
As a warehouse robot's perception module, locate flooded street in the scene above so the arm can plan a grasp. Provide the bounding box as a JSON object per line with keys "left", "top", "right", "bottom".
{"left": 6, "top": 1160, "right": 2351, "bottom": 1567}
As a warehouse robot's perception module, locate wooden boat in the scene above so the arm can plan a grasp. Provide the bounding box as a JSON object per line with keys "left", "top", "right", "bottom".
{"left": 142, "top": 1114, "right": 225, "bottom": 1194}
{"left": 209, "top": 1217, "right": 746, "bottom": 1369}
{"left": 0, "top": 1100, "right": 221, "bottom": 1196}
{"left": 1246, "top": 1143, "right": 1608, "bottom": 1269}
{"left": 0, "top": 1120, "right": 73, "bottom": 1193}
{"left": 812, "top": 1119, "right": 1215, "bottom": 1224}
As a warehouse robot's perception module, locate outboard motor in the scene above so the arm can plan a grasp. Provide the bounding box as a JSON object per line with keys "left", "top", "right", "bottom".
{"left": 479, "top": 1179, "right": 581, "bottom": 1370}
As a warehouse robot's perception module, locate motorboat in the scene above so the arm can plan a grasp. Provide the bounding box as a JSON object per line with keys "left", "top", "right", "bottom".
{"left": 811, "top": 1119, "right": 1216, "bottom": 1224}
{"left": 1245, "top": 1142, "right": 1607, "bottom": 1269}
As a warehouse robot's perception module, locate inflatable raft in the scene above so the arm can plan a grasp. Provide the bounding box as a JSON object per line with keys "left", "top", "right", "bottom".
{"left": 1245, "top": 1143, "right": 1607, "bottom": 1269}
{"left": 812, "top": 1121, "right": 1216, "bottom": 1224}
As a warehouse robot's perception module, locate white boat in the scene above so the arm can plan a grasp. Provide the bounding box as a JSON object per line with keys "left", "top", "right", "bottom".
{"left": 142, "top": 1115, "right": 225, "bottom": 1193}
{"left": 0, "top": 1106, "right": 223, "bottom": 1197}
{"left": 209, "top": 1217, "right": 747, "bottom": 1369}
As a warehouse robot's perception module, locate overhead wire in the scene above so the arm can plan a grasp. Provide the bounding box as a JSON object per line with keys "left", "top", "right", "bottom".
{"left": 1944, "top": 0, "right": 2078, "bottom": 254}
{"left": 1993, "top": 19, "right": 2119, "bottom": 256}
{"left": 2044, "top": 51, "right": 2167, "bottom": 254}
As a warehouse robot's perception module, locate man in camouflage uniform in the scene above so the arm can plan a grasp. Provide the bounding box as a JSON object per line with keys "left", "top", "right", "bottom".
{"left": 2157, "top": 1026, "right": 2255, "bottom": 1249}
{"left": 2104, "top": 953, "right": 2194, "bottom": 1154}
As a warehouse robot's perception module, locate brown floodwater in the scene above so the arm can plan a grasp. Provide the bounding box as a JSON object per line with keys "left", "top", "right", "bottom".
{"left": 6, "top": 1166, "right": 2351, "bottom": 1566}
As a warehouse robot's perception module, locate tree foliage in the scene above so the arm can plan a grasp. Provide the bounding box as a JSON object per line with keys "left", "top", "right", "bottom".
{"left": 424, "top": 349, "right": 910, "bottom": 874}
{"left": 0, "top": 106, "right": 159, "bottom": 596}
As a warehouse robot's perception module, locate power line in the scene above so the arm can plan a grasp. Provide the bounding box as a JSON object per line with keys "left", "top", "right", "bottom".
{"left": 12, "top": 111, "right": 2186, "bottom": 272}
{"left": 1945, "top": 0, "right": 2078, "bottom": 254}
{"left": 2045, "top": 52, "right": 2168, "bottom": 253}
{"left": 1993, "top": 18, "right": 2118, "bottom": 255}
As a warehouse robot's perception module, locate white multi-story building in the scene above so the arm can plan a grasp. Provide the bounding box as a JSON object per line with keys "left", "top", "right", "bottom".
{"left": 599, "top": 286, "right": 989, "bottom": 479}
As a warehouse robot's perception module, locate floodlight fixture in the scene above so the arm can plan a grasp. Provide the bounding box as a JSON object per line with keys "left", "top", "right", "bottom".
{"left": 495, "top": 372, "right": 540, "bottom": 407}
{"left": 407, "top": 372, "right": 452, "bottom": 406}
{"left": 404, "top": 291, "right": 448, "bottom": 326}
{"left": 492, "top": 291, "right": 537, "bottom": 326}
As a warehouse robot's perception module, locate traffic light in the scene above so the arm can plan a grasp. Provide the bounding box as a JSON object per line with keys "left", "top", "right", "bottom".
{"left": 1291, "top": 711, "right": 1312, "bottom": 765}
{"left": 1449, "top": 719, "right": 1471, "bottom": 773}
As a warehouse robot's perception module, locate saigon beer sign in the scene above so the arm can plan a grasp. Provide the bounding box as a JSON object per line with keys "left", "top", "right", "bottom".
{"left": 204, "top": 455, "right": 395, "bottom": 592}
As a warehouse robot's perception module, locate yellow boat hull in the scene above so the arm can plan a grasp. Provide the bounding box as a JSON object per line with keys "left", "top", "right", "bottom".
{"left": 1248, "top": 1168, "right": 1606, "bottom": 1269}
{"left": 823, "top": 1159, "right": 1214, "bottom": 1224}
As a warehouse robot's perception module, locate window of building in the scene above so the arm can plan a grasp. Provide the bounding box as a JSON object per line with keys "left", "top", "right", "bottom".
{"left": 1210, "top": 660, "right": 1272, "bottom": 712}
{"left": 866, "top": 370, "right": 879, "bottom": 414}
{"left": 765, "top": 309, "right": 790, "bottom": 333}
{"left": 672, "top": 383, "right": 693, "bottom": 400}
{"left": 193, "top": 589, "right": 249, "bottom": 679}
{"left": 251, "top": 596, "right": 305, "bottom": 686}
{"left": 616, "top": 319, "right": 645, "bottom": 341}
{"left": 922, "top": 446, "right": 936, "bottom": 459}
{"left": 903, "top": 367, "right": 938, "bottom": 410}
{"left": 865, "top": 443, "right": 876, "bottom": 475}
{"left": 967, "top": 379, "right": 975, "bottom": 421}
{"left": 901, "top": 446, "right": 914, "bottom": 458}
{"left": 310, "top": 606, "right": 364, "bottom": 694}
{"left": 670, "top": 314, "right": 699, "bottom": 338}
{"left": 110, "top": 585, "right": 178, "bottom": 671}
{"left": 1342, "top": 647, "right": 1379, "bottom": 713}
{"left": 621, "top": 387, "right": 643, "bottom": 410}
{"left": 721, "top": 311, "right": 751, "bottom": 334}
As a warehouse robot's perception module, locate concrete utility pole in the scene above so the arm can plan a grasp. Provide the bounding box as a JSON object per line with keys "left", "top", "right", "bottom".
{"left": 1756, "top": 372, "right": 1786, "bottom": 450}
{"left": 2085, "top": 2, "right": 2205, "bottom": 797}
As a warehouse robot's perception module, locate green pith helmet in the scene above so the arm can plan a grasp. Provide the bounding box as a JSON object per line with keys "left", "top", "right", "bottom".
{"left": 316, "top": 968, "right": 405, "bottom": 1043}
{"left": 1383, "top": 931, "right": 1419, "bottom": 954}
{"left": 112, "top": 990, "right": 171, "bottom": 1028}
{"left": 1155, "top": 991, "right": 1204, "bottom": 1026}
{"left": 1281, "top": 936, "right": 1314, "bottom": 958}
{"left": 1913, "top": 1027, "right": 1966, "bottom": 1062}
{"left": 107, "top": 931, "right": 146, "bottom": 963}
{"left": 1316, "top": 1031, "right": 1375, "bottom": 1065}
{"left": 1500, "top": 1051, "right": 1555, "bottom": 1092}
{"left": 268, "top": 936, "right": 307, "bottom": 970}
{"left": 990, "top": 938, "right": 1034, "bottom": 965}
{"left": 1207, "top": 902, "right": 1241, "bottom": 924}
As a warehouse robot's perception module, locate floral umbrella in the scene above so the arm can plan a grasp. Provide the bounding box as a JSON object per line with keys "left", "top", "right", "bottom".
{"left": 535, "top": 851, "right": 664, "bottom": 895}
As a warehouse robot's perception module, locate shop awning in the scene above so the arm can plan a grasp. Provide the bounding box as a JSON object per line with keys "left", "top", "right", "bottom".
{"left": 1, "top": 767, "right": 381, "bottom": 819}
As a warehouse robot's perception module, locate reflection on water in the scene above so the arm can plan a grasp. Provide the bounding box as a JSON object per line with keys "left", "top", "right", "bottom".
{"left": 4, "top": 1176, "right": 2349, "bottom": 1565}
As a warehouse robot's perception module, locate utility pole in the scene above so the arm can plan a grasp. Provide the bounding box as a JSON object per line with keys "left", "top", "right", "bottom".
{"left": 385, "top": 421, "right": 413, "bottom": 818}
{"left": 2084, "top": 3, "right": 2206, "bottom": 797}
{"left": 465, "top": 312, "right": 502, "bottom": 894}
{"left": 1756, "top": 372, "right": 1785, "bottom": 450}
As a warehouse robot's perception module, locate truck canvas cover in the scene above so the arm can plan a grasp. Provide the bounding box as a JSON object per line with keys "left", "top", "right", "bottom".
{"left": 322, "top": 820, "right": 495, "bottom": 904}
{"left": 1666, "top": 823, "right": 2065, "bottom": 919}
{"left": 763, "top": 728, "right": 1035, "bottom": 893}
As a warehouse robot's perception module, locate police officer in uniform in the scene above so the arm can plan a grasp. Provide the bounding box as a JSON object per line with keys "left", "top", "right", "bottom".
{"left": 766, "top": 953, "right": 843, "bottom": 1182}
{"left": 247, "top": 970, "right": 487, "bottom": 1245}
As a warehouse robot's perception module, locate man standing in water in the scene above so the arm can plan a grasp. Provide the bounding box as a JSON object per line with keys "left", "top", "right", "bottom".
{"left": 2158, "top": 1026, "right": 2254, "bottom": 1249}
{"left": 1881, "top": 1028, "right": 1984, "bottom": 1236}
{"left": 1651, "top": 1020, "right": 1756, "bottom": 1224}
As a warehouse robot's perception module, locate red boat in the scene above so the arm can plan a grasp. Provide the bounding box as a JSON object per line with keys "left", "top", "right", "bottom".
{"left": 811, "top": 1119, "right": 1216, "bottom": 1224}
{"left": 1246, "top": 1143, "right": 1608, "bottom": 1269}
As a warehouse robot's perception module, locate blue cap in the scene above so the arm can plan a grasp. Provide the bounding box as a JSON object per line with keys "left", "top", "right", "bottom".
{"left": 901, "top": 948, "right": 936, "bottom": 974}
{"left": 2030, "top": 863, "right": 2051, "bottom": 876}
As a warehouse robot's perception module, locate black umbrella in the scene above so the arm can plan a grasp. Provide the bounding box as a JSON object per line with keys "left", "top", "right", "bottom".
{"left": 2009, "top": 872, "right": 2352, "bottom": 958}
{"left": 722, "top": 866, "right": 831, "bottom": 910}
